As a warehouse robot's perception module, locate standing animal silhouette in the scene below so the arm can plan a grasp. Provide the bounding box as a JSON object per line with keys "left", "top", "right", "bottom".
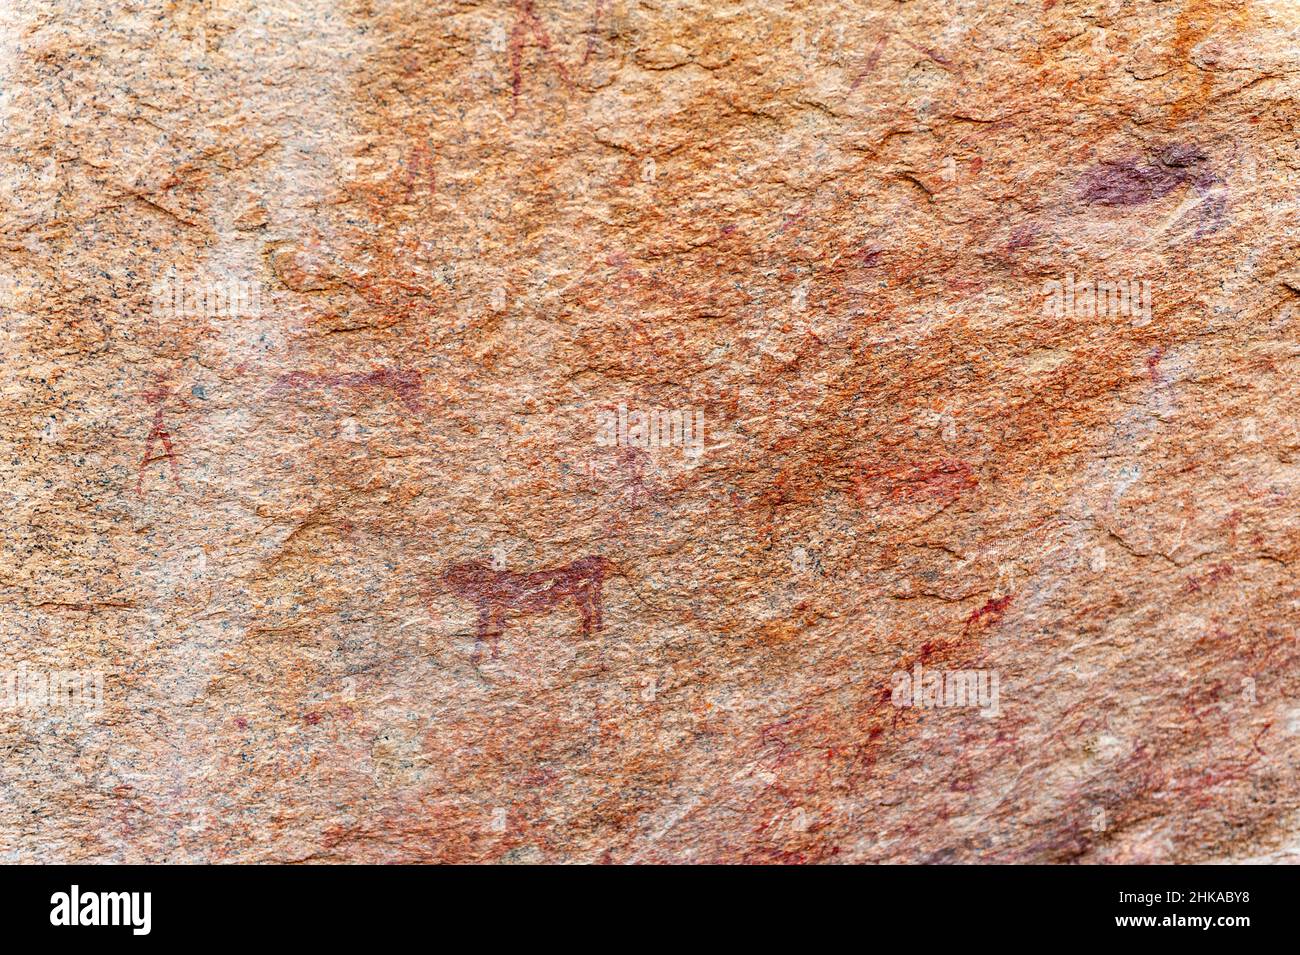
{"left": 441, "top": 556, "right": 610, "bottom": 664}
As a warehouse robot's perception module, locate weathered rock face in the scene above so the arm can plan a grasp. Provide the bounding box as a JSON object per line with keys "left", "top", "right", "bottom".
{"left": 1, "top": 0, "right": 1298, "bottom": 863}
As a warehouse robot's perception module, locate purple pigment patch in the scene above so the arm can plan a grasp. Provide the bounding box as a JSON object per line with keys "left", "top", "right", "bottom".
{"left": 1077, "top": 141, "right": 1227, "bottom": 236}
{"left": 1078, "top": 141, "right": 1213, "bottom": 206}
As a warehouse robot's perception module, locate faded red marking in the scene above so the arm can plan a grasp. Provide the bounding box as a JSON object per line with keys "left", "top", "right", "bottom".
{"left": 1223, "top": 509, "right": 1242, "bottom": 549}
{"left": 1253, "top": 721, "right": 1272, "bottom": 756}
{"left": 614, "top": 446, "right": 653, "bottom": 507}
{"left": 1185, "top": 563, "right": 1233, "bottom": 594}
{"left": 1006, "top": 224, "right": 1038, "bottom": 252}
{"left": 322, "top": 824, "right": 349, "bottom": 849}
{"left": 1146, "top": 346, "right": 1164, "bottom": 382}
{"left": 778, "top": 205, "right": 808, "bottom": 233}
{"left": 753, "top": 630, "right": 1004, "bottom": 839}
{"left": 1170, "top": 735, "right": 1268, "bottom": 796}
{"left": 582, "top": 0, "right": 609, "bottom": 65}
{"left": 136, "top": 370, "right": 189, "bottom": 497}
{"left": 268, "top": 366, "right": 425, "bottom": 412}
{"left": 860, "top": 245, "right": 883, "bottom": 267}
{"left": 111, "top": 784, "right": 149, "bottom": 839}
{"left": 898, "top": 37, "right": 960, "bottom": 74}
{"left": 509, "top": 0, "right": 571, "bottom": 115}
{"left": 577, "top": 445, "right": 657, "bottom": 508}
{"left": 963, "top": 594, "right": 1012, "bottom": 633}
{"left": 441, "top": 556, "right": 610, "bottom": 664}
{"left": 849, "top": 34, "right": 890, "bottom": 91}
{"left": 406, "top": 142, "right": 436, "bottom": 197}
{"left": 854, "top": 459, "right": 977, "bottom": 505}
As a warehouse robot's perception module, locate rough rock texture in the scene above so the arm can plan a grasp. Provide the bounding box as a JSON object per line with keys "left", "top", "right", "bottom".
{"left": 2, "top": 0, "right": 1299, "bottom": 863}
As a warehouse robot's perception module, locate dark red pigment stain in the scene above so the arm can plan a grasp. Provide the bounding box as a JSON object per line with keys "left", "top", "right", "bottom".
{"left": 441, "top": 556, "right": 611, "bottom": 664}
{"left": 964, "top": 594, "right": 1012, "bottom": 634}
{"left": 1146, "top": 346, "right": 1165, "bottom": 381}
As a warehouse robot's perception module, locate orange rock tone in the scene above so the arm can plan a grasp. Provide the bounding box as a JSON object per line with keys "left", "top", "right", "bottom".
{"left": 1, "top": 0, "right": 1299, "bottom": 863}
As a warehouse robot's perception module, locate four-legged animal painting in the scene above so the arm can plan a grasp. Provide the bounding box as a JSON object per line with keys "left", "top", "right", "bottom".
{"left": 441, "top": 556, "right": 610, "bottom": 664}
